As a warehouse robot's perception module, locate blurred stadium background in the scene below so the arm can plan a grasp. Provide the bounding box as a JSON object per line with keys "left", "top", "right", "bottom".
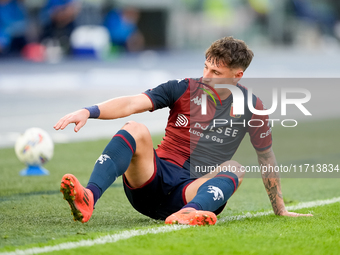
{"left": 1, "top": 0, "right": 340, "bottom": 148}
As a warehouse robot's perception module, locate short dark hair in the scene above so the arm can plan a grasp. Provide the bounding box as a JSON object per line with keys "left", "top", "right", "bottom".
{"left": 205, "top": 36, "right": 254, "bottom": 71}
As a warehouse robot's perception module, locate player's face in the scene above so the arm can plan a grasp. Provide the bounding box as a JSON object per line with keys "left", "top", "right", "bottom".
{"left": 203, "top": 60, "right": 243, "bottom": 87}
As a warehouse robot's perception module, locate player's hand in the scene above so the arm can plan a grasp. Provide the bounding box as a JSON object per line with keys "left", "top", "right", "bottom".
{"left": 279, "top": 210, "right": 313, "bottom": 217}
{"left": 54, "top": 109, "right": 90, "bottom": 132}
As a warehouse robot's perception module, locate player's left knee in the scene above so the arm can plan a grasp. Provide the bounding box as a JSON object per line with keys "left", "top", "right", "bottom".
{"left": 122, "top": 121, "right": 150, "bottom": 141}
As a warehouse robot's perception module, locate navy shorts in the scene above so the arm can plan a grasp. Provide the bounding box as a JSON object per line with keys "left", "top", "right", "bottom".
{"left": 123, "top": 150, "right": 227, "bottom": 220}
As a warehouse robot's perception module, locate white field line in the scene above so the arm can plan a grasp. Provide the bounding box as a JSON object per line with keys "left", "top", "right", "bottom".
{"left": 219, "top": 196, "right": 340, "bottom": 222}
{"left": 1, "top": 197, "right": 340, "bottom": 255}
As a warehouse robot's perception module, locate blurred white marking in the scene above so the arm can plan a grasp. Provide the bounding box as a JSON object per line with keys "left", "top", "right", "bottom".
{"left": 0, "top": 225, "right": 189, "bottom": 255}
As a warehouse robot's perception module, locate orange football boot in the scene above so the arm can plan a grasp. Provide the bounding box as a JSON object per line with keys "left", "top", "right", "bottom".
{"left": 165, "top": 207, "right": 217, "bottom": 226}
{"left": 60, "top": 174, "right": 94, "bottom": 223}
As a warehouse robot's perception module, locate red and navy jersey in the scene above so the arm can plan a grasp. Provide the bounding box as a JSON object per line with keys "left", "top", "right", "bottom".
{"left": 144, "top": 78, "right": 272, "bottom": 176}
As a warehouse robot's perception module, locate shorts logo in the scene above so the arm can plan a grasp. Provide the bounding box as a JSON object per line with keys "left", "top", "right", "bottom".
{"left": 207, "top": 185, "right": 224, "bottom": 201}
{"left": 96, "top": 154, "right": 111, "bottom": 164}
{"left": 175, "top": 114, "right": 189, "bottom": 127}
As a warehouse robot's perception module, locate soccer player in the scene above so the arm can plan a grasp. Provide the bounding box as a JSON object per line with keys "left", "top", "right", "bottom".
{"left": 54, "top": 36, "right": 312, "bottom": 225}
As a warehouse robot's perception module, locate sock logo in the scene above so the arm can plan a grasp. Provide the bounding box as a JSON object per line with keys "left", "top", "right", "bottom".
{"left": 207, "top": 185, "right": 224, "bottom": 201}
{"left": 96, "top": 154, "right": 111, "bottom": 164}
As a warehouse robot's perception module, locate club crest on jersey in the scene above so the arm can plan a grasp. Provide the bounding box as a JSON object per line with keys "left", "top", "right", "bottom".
{"left": 175, "top": 114, "right": 189, "bottom": 127}
{"left": 230, "top": 103, "right": 241, "bottom": 118}
{"left": 207, "top": 185, "right": 224, "bottom": 201}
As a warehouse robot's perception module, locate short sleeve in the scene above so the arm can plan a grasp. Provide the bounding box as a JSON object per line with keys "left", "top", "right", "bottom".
{"left": 143, "top": 79, "right": 188, "bottom": 111}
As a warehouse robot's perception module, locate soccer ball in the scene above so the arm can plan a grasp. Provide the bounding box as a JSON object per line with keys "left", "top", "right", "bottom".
{"left": 15, "top": 127, "right": 54, "bottom": 166}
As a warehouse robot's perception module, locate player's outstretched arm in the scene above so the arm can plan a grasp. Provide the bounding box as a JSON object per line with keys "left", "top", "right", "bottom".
{"left": 54, "top": 94, "right": 153, "bottom": 132}
{"left": 256, "top": 148, "right": 313, "bottom": 217}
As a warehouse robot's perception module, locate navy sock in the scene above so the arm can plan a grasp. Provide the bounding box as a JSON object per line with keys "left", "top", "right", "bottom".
{"left": 183, "top": 172, "right": 239, "bottom": 212}
{"left": 86, "top": 130, "right": 136, "bottom": 205}
{"left": 86, "top": 184, "right": 101, "bottom": 205}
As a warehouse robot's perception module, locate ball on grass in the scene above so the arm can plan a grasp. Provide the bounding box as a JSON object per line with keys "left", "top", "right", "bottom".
{"left": 15, "top": 127, "right": 54, "bottom": 166}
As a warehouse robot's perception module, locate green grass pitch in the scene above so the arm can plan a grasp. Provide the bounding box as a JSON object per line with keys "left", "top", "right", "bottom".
{"left": 0, "top": 118, "right": 340, "bottom": 254}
